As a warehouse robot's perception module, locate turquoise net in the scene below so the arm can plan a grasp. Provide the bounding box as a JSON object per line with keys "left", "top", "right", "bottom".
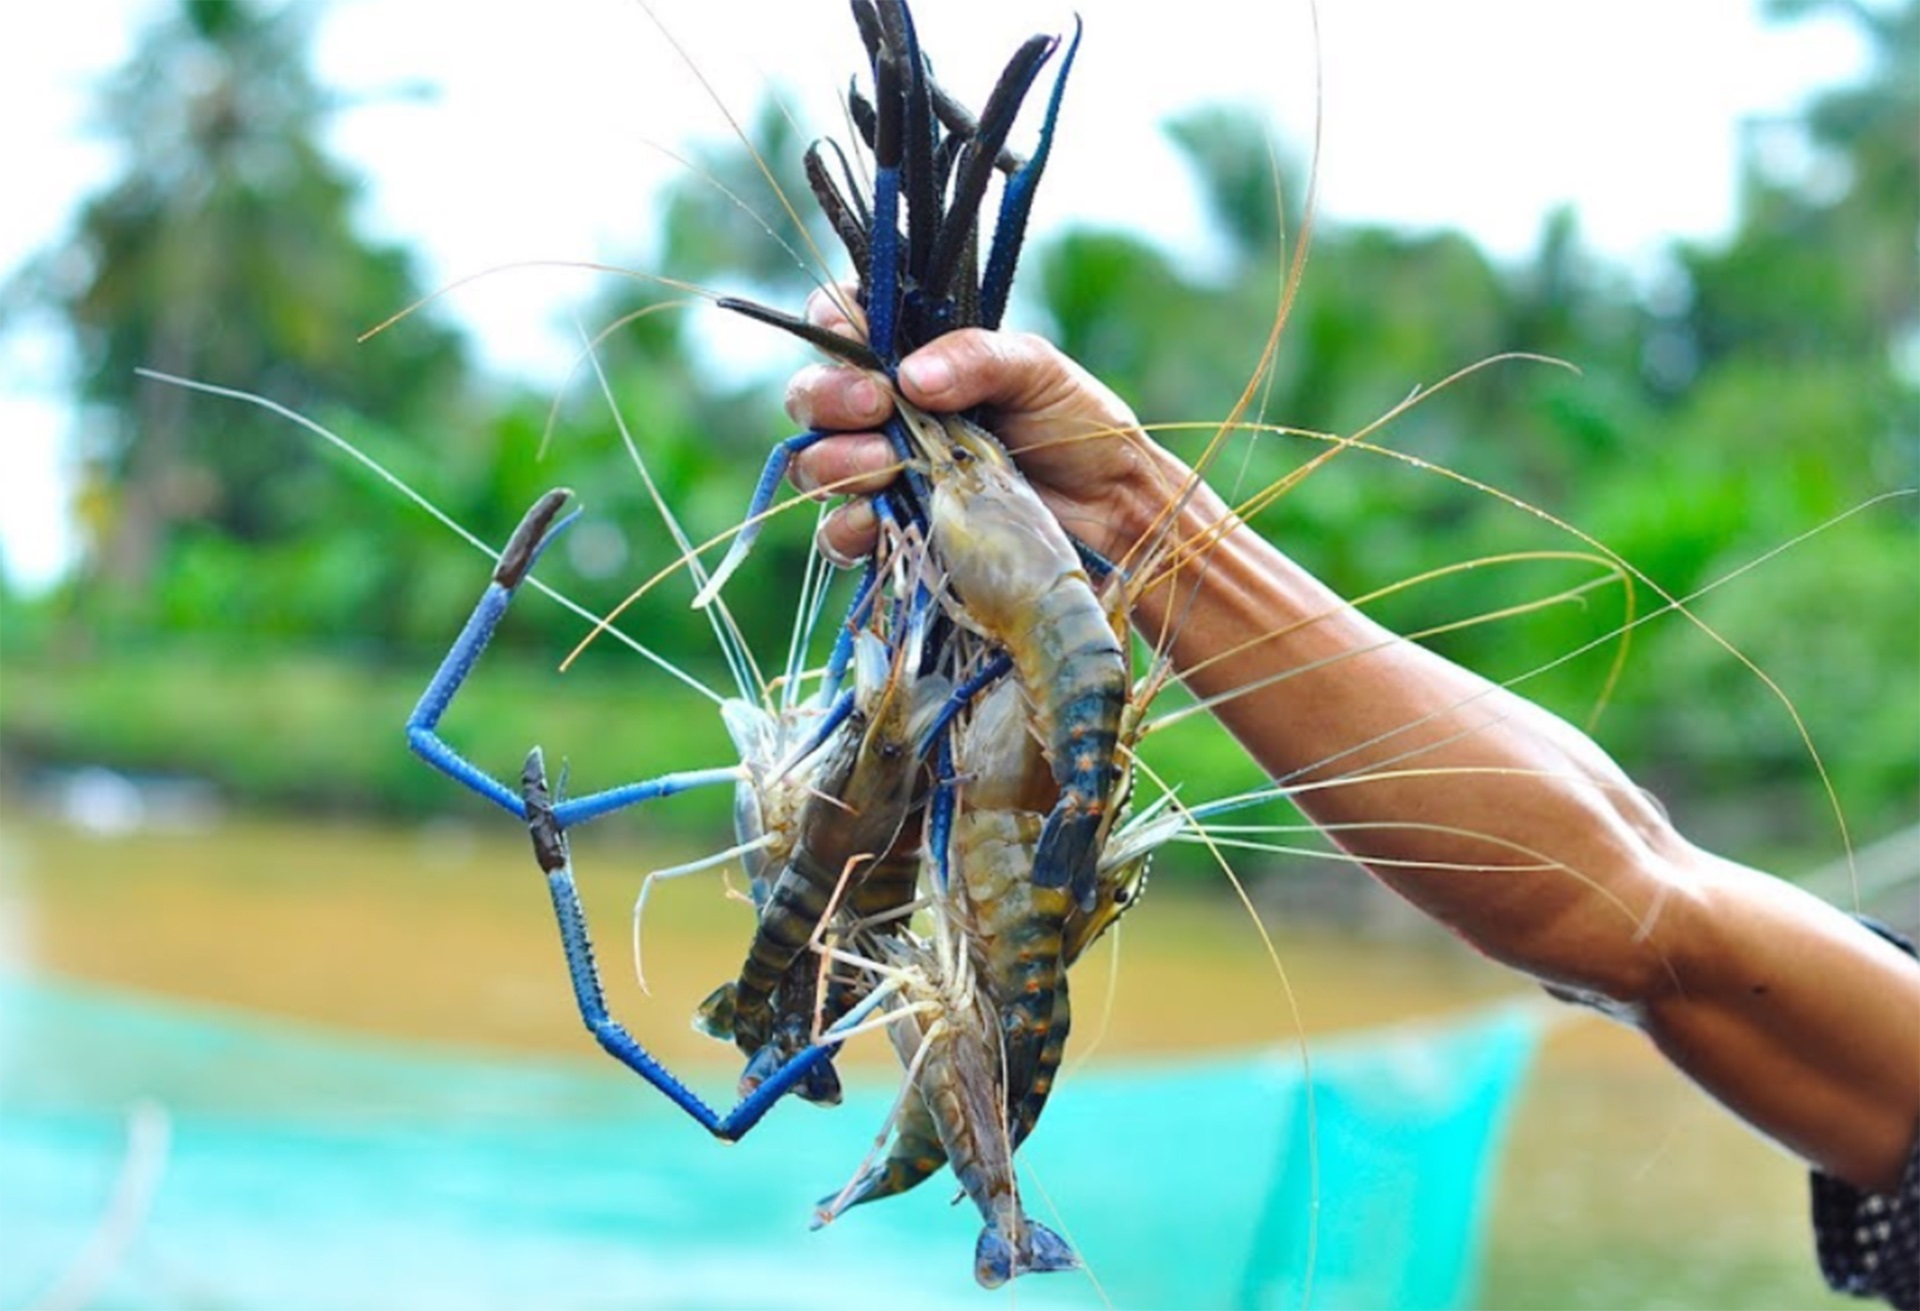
{"left": 1, "top": 972, "right": 1542, "bottom": 1309}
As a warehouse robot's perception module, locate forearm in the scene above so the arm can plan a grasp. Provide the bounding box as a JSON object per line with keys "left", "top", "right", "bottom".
{"left": 1640, "top": 860, "right": 1920, "bottom": 1193}
{"left": 1118, "top": 455, "right": 1676, "bottom": 990}
{"left": 1116, "top": 456, "right": 1920, "bottom": 1192}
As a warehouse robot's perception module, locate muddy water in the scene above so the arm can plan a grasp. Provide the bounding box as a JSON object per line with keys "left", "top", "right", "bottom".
{"left": 1, "top": 805, "right": 1848, "bottom": 1307}
{"left": 0, "top": 804, "right": 1524, "bottom": 1062}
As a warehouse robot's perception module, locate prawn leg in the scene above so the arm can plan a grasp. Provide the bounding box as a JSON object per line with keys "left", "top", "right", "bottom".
{"left": 406, "top": 488, "right": 577, "bottom": 817}
{"left": 692, "top": 429, "right": 833, "bottom": 609}
{"left": 407, "top": 489, "right": 741, "bottom": 825}
{"left": 812, "top": 1036, "right": 947, "bottom": 1224}
{"left": 915, "top": 649, "right": 1014, "bottom": 891}
{"left": 522, "top": 750, "right": 889, "bottom": 1139}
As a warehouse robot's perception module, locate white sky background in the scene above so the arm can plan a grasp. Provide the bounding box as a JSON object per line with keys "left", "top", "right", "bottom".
{"left": 0, "top": 0, "right": 1869, "bottom": 590}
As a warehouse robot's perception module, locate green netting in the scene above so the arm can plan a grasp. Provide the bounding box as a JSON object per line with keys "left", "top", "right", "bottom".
{"left": 1, "top": 972, "right": 1543, "bottom": 1310}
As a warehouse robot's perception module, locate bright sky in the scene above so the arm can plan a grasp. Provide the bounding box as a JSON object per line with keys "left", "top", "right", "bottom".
{"left": 0, "top": 0, "right": 1868, "bottom": 591}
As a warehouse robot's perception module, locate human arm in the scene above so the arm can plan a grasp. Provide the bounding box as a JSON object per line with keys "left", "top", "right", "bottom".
{"left": 787, "top": 319, "right": 1920, "bottom": 1196}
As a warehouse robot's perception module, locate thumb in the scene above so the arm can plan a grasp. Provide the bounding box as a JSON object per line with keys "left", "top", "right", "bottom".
{"left": 896, "top": 330, "right": 1090, "bottom": 426}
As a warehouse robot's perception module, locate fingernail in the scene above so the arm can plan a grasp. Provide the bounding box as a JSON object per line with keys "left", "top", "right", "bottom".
{"left": 846, "top": 376, "right": 881, "bottom": 420}
{"left": 839, "top": 496, "right": 877, "bottom": 536}
{"left": 819, "top": 498, "right": 876, "bottom": 569}
{"left": 900, "top": 353, "right": 953, "bottom": 398}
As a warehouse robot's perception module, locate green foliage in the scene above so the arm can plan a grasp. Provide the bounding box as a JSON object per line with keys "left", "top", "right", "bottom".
{"left": 8, "top": 0, "right": 1913, "bottom": 857}
{"left": 1, "top": 631, "right": 739, "bottom": 827}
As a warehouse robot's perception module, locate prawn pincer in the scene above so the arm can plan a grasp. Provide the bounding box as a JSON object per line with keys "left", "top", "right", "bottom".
{"left": 696, "top": 0, "right": 1081, "bottom": 603}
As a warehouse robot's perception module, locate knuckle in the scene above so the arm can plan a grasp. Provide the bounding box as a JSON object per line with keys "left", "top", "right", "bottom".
{"left": 1003, "top": 329, "right": 1051, "bottom": 357}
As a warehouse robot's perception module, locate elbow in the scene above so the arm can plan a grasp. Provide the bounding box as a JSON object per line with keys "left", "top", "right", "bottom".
{"left": 1526, "top": 826, "right": 1715, "bottom": 1026}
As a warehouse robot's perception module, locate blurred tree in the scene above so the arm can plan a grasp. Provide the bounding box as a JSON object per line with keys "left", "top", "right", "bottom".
{"left": 1594, "top": 0, "right": 1920, "bottom": 840}
{"left": 1695, "top": 0, "right": 1919, "bottom": 373}
{"left": 18, "top": 0, "right": 469, "bottom": 616}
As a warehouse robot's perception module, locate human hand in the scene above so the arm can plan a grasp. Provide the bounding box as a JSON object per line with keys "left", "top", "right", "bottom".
{"left": 783, "top": 289, "right": 1183, "bottom": 567}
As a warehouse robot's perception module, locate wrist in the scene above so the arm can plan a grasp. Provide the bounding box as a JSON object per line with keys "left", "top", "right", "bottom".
{"left": 1109, "top": 442, "right": 1227, "bottom": 572}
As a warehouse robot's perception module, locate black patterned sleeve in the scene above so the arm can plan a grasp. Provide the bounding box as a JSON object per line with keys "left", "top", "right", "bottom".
{"left": 1810, "top": 917, "right": 1920, "bottom": 1309}
{"left": 1814, "top": 1136, "right": 1920, "bottom": 1309}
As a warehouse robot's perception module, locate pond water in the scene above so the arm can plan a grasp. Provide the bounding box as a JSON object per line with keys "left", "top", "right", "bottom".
{"left": 0, "top": 804, "right": 1848, "bottom": 1308}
